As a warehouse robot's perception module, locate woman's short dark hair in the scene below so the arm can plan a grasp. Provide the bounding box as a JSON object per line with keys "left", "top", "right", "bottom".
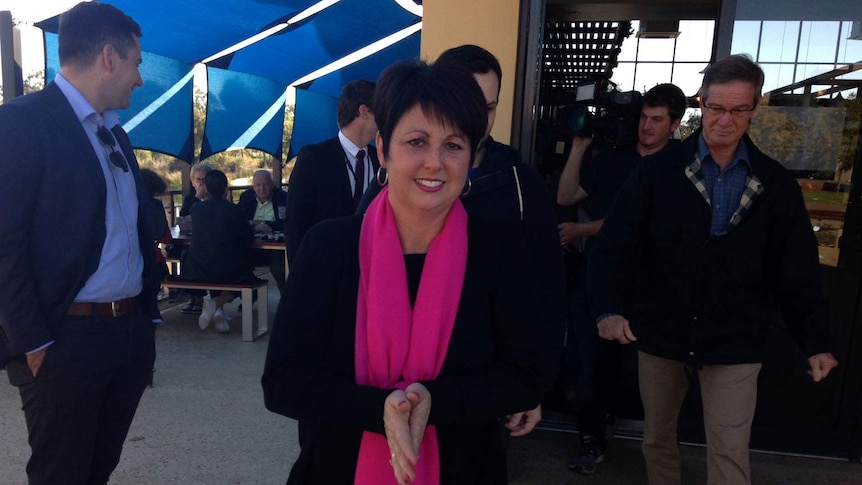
{"left": 374, "top": 61, "right": 487, "bottom": 166}
{"left": 204, "top": 170, "right": 229, "bottom": 198}
{"left": 140, "top": 168, "right": 168, "bottom": 197}
{"left": 58, "top": 2, "right": 142, "bottom": 68}
{"left": 700, "top": 54, "right": 765, "bottom": 106}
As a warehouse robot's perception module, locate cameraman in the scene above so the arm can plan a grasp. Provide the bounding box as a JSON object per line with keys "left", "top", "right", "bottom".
{"left": 557, "top": 83, "right": 687, "bottom": 474}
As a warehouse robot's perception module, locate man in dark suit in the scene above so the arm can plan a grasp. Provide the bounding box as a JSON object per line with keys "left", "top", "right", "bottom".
{"left": 0, "top": 3, "right": 160, "bottom": 484}
{"left": 238, "top": 169, "right": 288, "bottom": 288}
{"left": 284, "top": 79, "right": 380, "bottom": 264}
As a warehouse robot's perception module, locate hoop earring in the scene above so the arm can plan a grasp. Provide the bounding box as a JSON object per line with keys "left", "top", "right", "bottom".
{"left": 461, "top": 178, "right": 472, "bottom": 196}
{"left": 376, "top": 167, "right": 388, "bottom": 186}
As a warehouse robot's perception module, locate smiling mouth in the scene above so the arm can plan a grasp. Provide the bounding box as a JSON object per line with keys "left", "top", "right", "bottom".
{"left": 416, "top": 179, "right": 443, "bottom": 188}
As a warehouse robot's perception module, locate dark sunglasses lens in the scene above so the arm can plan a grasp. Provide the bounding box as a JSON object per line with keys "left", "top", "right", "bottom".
{"left": 97, "top": 126, "right": 116, "bottom": 147}
{"left": 110, "top": 152, "right": 129, "bottom": 172}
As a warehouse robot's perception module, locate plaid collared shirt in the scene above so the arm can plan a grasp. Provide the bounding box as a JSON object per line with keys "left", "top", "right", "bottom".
{"left": 687, "top": 135, "right": 763, "bottom": 237}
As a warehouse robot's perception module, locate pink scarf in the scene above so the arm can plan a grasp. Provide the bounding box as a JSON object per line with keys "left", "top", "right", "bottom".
{"left": 354, "top": 186, "right": 468, "bottom": 485}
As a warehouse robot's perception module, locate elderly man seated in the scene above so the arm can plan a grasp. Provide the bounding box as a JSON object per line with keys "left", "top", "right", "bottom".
{"left": 238, "top": 169, "right": 287, "bottom": 289}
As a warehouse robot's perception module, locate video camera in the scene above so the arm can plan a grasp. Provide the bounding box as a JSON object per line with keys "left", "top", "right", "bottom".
{"left": 553, "top": 79, "right": 643, "bottom": 150}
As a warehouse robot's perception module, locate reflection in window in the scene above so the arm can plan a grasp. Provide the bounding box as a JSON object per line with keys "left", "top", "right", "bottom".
{"left": 610, "top": 20, "right": 714, "bottom": 96}
{"left": 838, "top": 22, "right": 862, "bottom": 64}
{"left": 731, "top": 21, "right": 761, "bottom": 57}
{"left": 798, "top": 22, "right": 840, "bottom": 63}
{"left": 634, "top": 63, "right": 673, "bottom": 93}
{"left": 759, "top": 21, "right": 800, "bottom": 63}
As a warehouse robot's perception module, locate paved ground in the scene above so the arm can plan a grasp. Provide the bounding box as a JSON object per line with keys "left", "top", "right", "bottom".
{"left": 2, "top": 275, "right": 860, "bottom": 484}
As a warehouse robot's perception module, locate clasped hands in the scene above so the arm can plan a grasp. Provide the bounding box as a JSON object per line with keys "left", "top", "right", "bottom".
{"left": 384, "top": 382, "right": 430, "bottom": 485}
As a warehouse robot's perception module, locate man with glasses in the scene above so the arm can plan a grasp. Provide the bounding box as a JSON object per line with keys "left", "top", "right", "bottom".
{"left": 0, "top": 3, "right": 160, "bottom": 484}
{"left": 588, "top": 54, "right": 837, "bottom": 484}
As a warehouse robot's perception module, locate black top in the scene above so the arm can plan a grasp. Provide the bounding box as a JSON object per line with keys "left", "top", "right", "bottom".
{"left": 262, "top": 215, "right": 563, "bottom": 484}
{"left": 179, "top": 197, "right": 258, "bottom": 285}
{"left": 580, "top": 147, "right": 641, "bottom": 222}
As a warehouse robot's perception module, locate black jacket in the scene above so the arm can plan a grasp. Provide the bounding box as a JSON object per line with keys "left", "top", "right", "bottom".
{"left": 237, "top": 187, "right": 287, "bottom": 230}
{"left": 262, "top": 216, "right": 562, "bottom": 484}
{"left": 589, "top": 130, "right": 831, "bottom": 365}
{"left": 284, "top": 136, "right": 380, "bottom": 265}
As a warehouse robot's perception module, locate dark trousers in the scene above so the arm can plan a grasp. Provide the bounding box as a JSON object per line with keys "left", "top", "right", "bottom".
{"left": 6, "top": 310, "right": 156, "bottom": 485}
{"left": 563, "top": 268, "right": 624, "bottom": 444}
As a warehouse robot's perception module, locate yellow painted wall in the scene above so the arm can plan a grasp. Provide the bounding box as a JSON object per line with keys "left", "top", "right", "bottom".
{"left": 421, "top": 1, "right": 522, "bottom": 144}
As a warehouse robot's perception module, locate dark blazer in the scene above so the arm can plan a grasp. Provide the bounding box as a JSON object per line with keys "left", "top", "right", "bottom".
{"left": 262, "top": 216, "right": 563, "bottom": 484}
{"left": 0, "top": 82, "right": 161, "bottom": 366}
{"left": 237, "top": 187, "right": 287, "bottom": 230}
{"left": 284, "top": 136, "right": 379, "bottom": 264}
{"left": 180, "top": 197, "right": 257, "bottom": 285}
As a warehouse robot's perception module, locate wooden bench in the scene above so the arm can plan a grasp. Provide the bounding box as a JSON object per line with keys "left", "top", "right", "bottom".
{"left": 161, "top": 280, "right": 269, "bottom": 342}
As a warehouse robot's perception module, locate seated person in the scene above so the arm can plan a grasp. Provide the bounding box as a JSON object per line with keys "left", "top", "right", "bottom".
{"left": 179, "top": 170, "right": 261, "bottom": 333}
{"left": 140, "top": 169, "right": 173, "bottom": 304}
{"left": 177, "top": 163, "right": 212, "bottom": 313}
{"left": 237, "top": 169, "right": 287, "bottom": 289}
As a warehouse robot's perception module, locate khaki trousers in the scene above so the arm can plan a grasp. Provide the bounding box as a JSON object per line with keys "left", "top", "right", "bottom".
{"left": 638, "top": 351, "right": 761, "bottom": 485}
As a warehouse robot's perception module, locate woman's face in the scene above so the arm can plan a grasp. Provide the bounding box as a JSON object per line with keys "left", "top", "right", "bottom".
{"left": 378, "top": 104, "right": 471, "bottom": 218}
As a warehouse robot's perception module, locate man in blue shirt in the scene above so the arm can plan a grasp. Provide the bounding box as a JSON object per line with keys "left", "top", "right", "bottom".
{"left": 0, "top": 3, "right": 159, "bottom": 484}
{"left": 589, "top": 55, "right": 838, "bottom": 484}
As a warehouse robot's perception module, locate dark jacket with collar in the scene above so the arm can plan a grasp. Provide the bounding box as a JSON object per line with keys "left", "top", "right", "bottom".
{"left": 589, "top": 129, "right": 831, "bottom": 365}
{"left": 284, "top": 136, "right": 380, "bottom": 264}
{"left": 263, "top": 216, "right": 561, "bottom": 484}
{"left": 237, "top": 186, "right": 287, "bottom": 230}
{"left": 0, "top": 82, "right": 161, "bottom": 366}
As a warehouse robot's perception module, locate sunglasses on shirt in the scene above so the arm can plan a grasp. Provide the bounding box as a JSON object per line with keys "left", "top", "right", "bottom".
{"left": 96, "top": 126, "right": 129, "bottom": 172}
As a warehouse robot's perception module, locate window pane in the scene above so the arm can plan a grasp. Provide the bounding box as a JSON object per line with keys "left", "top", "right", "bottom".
{"left": 636, "top": 37, "right": 675, "bottom": 62}
{"left": 760, "top": 63, "right": 797, "bottom": 94}
{"left": 798, "top": 22, "right": 840, "bottom": 63}
{"left": 617, "top": 20, "right": 639, "bottom": 62}
{"left": 675, "top": 21, "right": 715, "bottom": 62}
{"left": 671, "top": 63, "right": 708, "bottom": 95}
{"left": 731, "top": 21, "right": 761, "bottom": 59}
{"left": 610, "top": 62, "right": 636, "bottom": 92}
{"left": 796, "top": 64, "right": 836, "bottom": 83}
{"left": 633, "top": 63, "right": 673, "bottom": 93}
{"left": 759, "top": 21, "right": 799, "bottom": 63}
{"left": 838, "top": 22, "right": 862, "bottom": 64}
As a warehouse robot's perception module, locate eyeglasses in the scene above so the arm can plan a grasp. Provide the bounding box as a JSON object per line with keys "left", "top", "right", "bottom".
{"left": 96, "top": 126, "right": 129, "bottom": 172}
{"left": 702, "top": 105, "right": 755, "bottom": 119}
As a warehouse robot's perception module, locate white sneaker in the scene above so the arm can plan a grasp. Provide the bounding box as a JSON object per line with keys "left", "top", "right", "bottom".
{"left": 198, "top": 296, "right": 216, "bottom": 330}
{"left": 213, "top": 308, "right": 230, "bottom": 334}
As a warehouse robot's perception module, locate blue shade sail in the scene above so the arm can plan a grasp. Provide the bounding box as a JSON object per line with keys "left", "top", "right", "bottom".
{"left": 120, "top": 53, "right": 195, "bottom": 163}
{"left": 288, "top": 88, "right": 338, "bottom": 159}
{"left": 34, "top": 1, "right": 423, "bottom": 164}
{"left": 304, "top": 29, "right": 421, "bottom": 98}
{"left": 227, "top": 0, "right": 420, "bottom": 85}
{"left": 201, "top": 67, "right": 287, "bottom": 162}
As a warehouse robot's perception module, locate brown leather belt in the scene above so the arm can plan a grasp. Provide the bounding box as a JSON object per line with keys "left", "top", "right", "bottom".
{"left": 67, "top": 298, "right": 137, "bottom": 317}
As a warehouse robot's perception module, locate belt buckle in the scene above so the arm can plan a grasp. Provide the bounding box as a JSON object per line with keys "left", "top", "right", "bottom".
{"left": 111, "top": 301, "right": 119, "bottom": 317}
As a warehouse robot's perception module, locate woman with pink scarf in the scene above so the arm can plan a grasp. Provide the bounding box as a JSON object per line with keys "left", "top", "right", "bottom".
{"left": 263, "top": 61, "right": 560, "bottom": 485}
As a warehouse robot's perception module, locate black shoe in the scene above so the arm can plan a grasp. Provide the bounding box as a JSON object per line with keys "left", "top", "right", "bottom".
{"left": 569, "top": 436, "right": 605, "bottom": 474}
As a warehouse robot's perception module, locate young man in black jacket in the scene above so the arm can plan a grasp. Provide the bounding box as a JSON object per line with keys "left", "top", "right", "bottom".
{"left": 556, "top": 83, "right": 688, "bottom": 474}
{"left": 589, "top": 54, "right": 838, "bottom": 485}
